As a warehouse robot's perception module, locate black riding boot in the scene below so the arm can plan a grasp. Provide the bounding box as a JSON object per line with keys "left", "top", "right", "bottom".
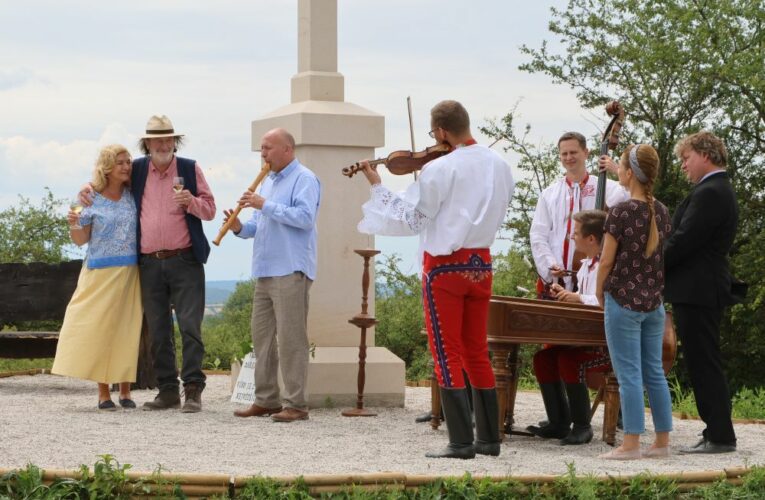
{"left": 526, "top": 382, "right": 571, "bottom": 439}
{"left": 473, "top": 388, "right": 500, "bottom": 456}
{"left": 425, "top": 387, "right": 475, "bottom": 459}
{"left": 560, "top": 382, "right": 593, "bottom": 445}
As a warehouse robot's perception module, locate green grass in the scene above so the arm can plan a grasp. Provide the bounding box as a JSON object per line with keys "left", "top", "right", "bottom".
{"left": 3, "top": 461, "right": 765, "bottom": 499}
{"left": 668, "top": 378, "right": 765, "bottom": 420}
{"left": 669, "top": 376, "right": 701, "bottom": 417}
{"left": 731, "top": 386, "right": 765, "bottom": 420}
{"left": 0, "top": 358, "right": 52, "bottom": 372}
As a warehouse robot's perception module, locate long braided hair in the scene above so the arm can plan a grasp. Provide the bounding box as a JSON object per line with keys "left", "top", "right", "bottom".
{"left": 620, "top": 144, "right": 660, "bottom": 258}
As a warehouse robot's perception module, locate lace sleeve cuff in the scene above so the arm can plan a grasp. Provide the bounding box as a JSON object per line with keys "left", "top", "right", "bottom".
{"left": 357, "top": 184, "right": 430, "bottom": 236}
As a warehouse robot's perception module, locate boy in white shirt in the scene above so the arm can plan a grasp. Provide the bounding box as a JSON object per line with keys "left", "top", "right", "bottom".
{"left": 527, "top": 209, "right": 611, "bottom": 445}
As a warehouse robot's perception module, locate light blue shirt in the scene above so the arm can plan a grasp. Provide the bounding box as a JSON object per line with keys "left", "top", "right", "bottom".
{"left": 79, "top": 189, "right": 138, "bottom": 269}
{"left": 236, "top": 159, "right": 321, "bottom": 280}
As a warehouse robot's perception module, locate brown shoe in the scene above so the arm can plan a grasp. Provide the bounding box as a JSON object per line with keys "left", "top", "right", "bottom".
{"left": 142, "top": 387, "right": 181, "bottom": 411}
{"left": 271, "top": 407, "right": 309, "bottom": 422}
{"left": 234, "top": 404, "right": 283, "bottom": 418}
{"left": 181, "top": 384, "right": 203, "bottom": 413}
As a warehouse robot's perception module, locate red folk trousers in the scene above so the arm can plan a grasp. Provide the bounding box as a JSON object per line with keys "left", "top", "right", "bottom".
{"left": 533, "top": 346, "right": 611, "bottom": 384}
{"left": 422, "top": 248, "right": 495, "bottom": 389}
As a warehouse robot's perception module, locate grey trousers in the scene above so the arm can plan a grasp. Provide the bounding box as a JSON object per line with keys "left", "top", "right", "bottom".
{"left": 251, "top": 272, "right": 311, "bottom": 410}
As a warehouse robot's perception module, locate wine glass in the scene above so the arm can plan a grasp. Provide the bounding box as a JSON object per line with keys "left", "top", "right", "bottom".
{"left": 172, "top": 177, "right": 184, "bottom": 194}
{"left": 70, "top": 198, "right": 83, "bottom": 229}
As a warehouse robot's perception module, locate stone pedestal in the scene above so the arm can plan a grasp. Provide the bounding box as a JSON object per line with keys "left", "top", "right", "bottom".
{"left": 304, "top": 347, "right": 405, "bottom": 408}
{"left": 250, "top": 0, "right": 405, "bottom": 407}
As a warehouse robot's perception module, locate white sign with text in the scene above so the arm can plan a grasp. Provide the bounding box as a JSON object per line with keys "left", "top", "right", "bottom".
{"left": 230, "top": 353, "right": 256, "bottom": 404}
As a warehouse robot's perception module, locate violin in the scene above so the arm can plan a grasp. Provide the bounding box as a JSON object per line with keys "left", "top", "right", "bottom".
{"left": 342, "top": 143, "right": 451, "bottom": 178}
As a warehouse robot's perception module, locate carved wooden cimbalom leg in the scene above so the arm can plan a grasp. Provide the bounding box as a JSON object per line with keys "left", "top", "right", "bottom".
{"left": 429, "top": 365, "right": 441, "bottom": 430}
{"left": 342, "top": 249, "right": 380, "bottom": 417}
{"left": 489, "top": 341, "right": 510, "bottom": 441}
{"left": 602, "top": 371, "right": 620, "bottom": 445}
{"left": 505, "top": 344, "right": 523, "bottom": 434}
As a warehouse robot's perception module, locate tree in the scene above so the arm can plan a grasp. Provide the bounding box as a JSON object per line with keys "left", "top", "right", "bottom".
{"left": 202, "top": 280, "right": 255, "bottom": 369}
{"left": 374, "top": 255, "right": 428, "bottom": 380}
{"left": 480, "top": 107, "right": 563, "bottom": 253}
{"left": 519, "top": 0, "right": 765, "bottom": 389}
{"left": 0, "top": 188, "right": 75, "bottom": 264}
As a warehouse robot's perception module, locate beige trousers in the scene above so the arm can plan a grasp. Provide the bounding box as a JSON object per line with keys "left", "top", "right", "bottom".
{"left": 251, "top": 272, "right": 312, "bottom": 410}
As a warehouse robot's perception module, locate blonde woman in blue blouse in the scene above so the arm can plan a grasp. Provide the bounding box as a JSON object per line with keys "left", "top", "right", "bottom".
{"left": 52, "top": 145, "right": 142, "bottom": 410}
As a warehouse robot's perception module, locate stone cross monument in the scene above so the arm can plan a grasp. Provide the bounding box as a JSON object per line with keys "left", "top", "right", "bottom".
{"left": 251, "top": 0, "right": 405, "bottom": 407}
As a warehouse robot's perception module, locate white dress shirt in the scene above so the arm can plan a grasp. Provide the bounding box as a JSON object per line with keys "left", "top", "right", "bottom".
{"left": 358, "top": 145, "right": 515, "bottom": 268}
{"left": 576, "top": 256, "right": 600, "bottom": 306}
{"left": 530, "top": 175, "right": 627, "bottom": 288}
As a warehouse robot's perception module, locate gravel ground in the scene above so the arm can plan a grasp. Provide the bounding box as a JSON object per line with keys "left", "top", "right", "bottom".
{"left": 1, "top": 374, "right": 763, "bottom": 478}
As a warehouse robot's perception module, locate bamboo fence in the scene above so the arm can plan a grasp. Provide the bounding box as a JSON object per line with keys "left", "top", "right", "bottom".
{"left": 0, "top": 465, "right": 757, "bottom": 497}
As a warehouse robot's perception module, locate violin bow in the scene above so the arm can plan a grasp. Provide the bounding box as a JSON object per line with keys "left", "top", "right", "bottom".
{"left": 407, "top": 96, "right": 418, "bottom": 180}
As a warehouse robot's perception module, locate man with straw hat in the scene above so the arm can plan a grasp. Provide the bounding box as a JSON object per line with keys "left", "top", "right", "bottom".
{"left": 81, "top": 114, "right": 216, "bottom": 413}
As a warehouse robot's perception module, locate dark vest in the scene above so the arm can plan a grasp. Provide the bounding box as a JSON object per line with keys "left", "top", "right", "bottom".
{"left": 131, "top": 156, "right": 211, "bottom": 264}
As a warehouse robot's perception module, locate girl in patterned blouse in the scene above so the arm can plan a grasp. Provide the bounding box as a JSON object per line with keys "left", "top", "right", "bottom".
{"left": 595, "top": 144, "right": 673, "bottom": 460}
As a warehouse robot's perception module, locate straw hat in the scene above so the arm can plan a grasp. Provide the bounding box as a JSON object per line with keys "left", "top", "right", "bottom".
{"left": 141, "top": 115, "right": 184, "bottom": 139}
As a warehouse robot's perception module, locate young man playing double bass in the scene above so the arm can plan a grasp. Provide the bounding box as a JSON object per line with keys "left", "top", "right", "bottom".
{"left": 526, "top": 132, "right": 627, "bottom": 440}
{"left": 357, "top": 100, "right": 515, "bottom": 459}
{"left": 530, "top": 132, "right": 627, "bottom": 292}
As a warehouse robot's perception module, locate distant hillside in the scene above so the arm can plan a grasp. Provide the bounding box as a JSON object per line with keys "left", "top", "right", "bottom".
{"left": 205, "top": 280, "right": 241, "bottom": 305}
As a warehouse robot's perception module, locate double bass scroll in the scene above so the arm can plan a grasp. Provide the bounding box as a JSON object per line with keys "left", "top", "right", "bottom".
{"left": 594, "top": 101, "right": 626, "bottom": 210}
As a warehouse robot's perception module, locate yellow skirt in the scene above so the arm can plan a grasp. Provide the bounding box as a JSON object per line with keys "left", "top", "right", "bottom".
{"left": 52, "top": 264, "right": 142, "bottom": 384}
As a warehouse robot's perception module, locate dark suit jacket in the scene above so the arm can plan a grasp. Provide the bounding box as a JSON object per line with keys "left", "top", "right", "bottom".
{"left": 664, "top": 171, "right": 738, "bottom": 307}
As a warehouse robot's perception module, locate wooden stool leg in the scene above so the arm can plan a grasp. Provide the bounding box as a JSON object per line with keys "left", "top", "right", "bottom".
{"left": 489, "top": 342, "right": 511, "bottom": 441}
{"left": 590, "top": 386, "right": 605, "bottom": 420}
{"left": 602, "top": 372, "right": 620, "bottom": 446}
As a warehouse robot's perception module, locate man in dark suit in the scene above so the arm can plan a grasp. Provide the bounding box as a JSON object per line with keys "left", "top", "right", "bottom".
{"left": 665, "top": 131, "right": 738, "bottom": 454}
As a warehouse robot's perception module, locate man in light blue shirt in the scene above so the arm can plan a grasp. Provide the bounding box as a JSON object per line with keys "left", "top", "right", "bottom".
{"left": 224, "top": 128, "right": 321, "bottom": 423}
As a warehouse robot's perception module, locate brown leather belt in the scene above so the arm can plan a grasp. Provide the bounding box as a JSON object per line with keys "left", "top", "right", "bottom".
{"left": 142, "top": 247, "right": 193, "bottom": 260}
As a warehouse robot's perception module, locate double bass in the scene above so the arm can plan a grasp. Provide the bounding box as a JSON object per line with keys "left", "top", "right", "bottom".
{"left": 594, "top": 101, "right": 626, "bottom": 210}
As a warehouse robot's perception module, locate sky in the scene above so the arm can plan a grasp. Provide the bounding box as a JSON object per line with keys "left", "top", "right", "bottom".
{"left": 0, "top": 0, "right": 596, "bottom": 280}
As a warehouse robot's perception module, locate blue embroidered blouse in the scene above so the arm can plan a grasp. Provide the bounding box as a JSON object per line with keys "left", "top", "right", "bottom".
{"left": 79, "top": 189, "right": 138, "bottom": 269}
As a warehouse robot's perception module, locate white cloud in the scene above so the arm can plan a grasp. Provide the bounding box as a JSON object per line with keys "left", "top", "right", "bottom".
{"left": 0, "top": 67, "right": 49, "bottom": 91}
{"left": 0, "top": 135, "right": 95, "bottom": 185}
{"left": 0, "top": 0, "right": 580, "bottom": 279}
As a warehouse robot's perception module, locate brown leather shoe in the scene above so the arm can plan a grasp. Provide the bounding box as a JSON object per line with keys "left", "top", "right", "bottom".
{"left": 181, "top": 384, "right": 203, "bottom": 413}
{"left": 271, "top": 407, "right": 309, "bottom": 422}
{"left": 142, "top": 387, "right": 181, "bottom": 411}
{"left": 234, "top": 403, "right": 283, "bottom": 418}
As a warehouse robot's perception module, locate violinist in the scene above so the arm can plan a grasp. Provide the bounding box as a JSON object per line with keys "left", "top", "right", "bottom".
{"left": 357, "top": 100, "right": 514, "bottom": 459}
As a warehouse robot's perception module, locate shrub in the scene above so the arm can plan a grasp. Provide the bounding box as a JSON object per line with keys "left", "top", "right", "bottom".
{"left": 202, "top": 280, "right": 255, "bottom": 370}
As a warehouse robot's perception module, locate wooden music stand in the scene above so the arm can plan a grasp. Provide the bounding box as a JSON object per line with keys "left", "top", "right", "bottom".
{"left": 342, "top": 249, "right": 379, "bottom": 417}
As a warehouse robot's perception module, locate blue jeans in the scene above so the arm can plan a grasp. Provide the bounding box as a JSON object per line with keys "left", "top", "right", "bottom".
{"left": 604, "top": 293, "right": 672, "bottom": 435}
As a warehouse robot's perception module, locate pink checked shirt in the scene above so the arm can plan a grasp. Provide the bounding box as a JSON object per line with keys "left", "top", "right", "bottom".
{"left": 140, "top": 157, "right": 216, "bottom": 254}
